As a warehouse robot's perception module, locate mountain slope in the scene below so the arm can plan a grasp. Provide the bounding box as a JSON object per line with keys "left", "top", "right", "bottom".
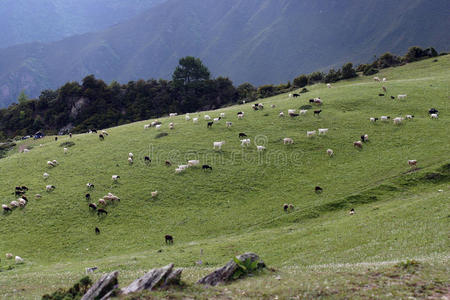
{"left": 0, "top": 0, "right": 448, "bottom": 107}
{"left": 0, "top": 0, "right": 165, "bottom": 48}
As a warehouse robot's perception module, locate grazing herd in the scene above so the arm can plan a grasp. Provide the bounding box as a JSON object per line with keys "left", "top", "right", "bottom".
{"left": 1, "top": 74, "right": 443, "bottom": 262}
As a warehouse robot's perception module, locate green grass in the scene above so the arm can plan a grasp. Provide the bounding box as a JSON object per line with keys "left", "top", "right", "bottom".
{"left": 0, "top": 56, "right": 449, "bottom": 299}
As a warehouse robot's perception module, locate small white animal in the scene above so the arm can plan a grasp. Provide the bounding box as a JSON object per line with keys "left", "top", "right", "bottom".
{"left": 279, "top": 112, "right": 284, "bottom": 117}
{"left": 112, "top": 175, "right": 120, "bottom": 181}
{"left": 283, "top": 138, "right": 294, "bottom": 144}
{"left": 193, "top": 118, "right": 199, "bottom": 123}
{"left": 151, "top": 191, "right": 158, "bottom": 198}
{"left": 43, "top": 173, "right": 49, "bottom": 179}
{"left": 220, "top": 112, "right": 225, "bottom": 118}
{"left": 327, "top": 149, "right": 334, "bottom": 156}
{"left": 15, "top": 256, "right": 24, "bottom": 263}
{"left": 307, "top": 130, "right": 316, "bottom": 137}
{"left": 213, "top": 141, "right": 225, "bottom": 150}
{"left": 155, "top": 124, "right": 161, "bottom": 130}
{"left": 256, "top": 145, "right": 266, "bottom": 151}
{"left": 185, "top": 115, "right": 190, "bottom": 121}
{"left": 327, "top": 83, "right": 331, "bottom": 88}
{"left": 299, "top": 110, "right": 308, "bottom": 115}
{"left": 397, "top": 94, "right": 407, "bottom": 100}
{"left": 204, "top": 115, "right": 211, "bottom": 120}
{"left": 226, "top": 121, "right": 232, "bottom": 128}
{"left": 430, "top": 113, "right": 438, "bottom": 119}
{"left": 240, "top": 139, "right": 251, "bottom": 147}
{"left": 318, "top": 128, "right": 328, "bottom": 135}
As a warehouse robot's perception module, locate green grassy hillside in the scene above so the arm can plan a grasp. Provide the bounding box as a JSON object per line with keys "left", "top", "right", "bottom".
{"left": 0, "top": 56, "right": 449, "bottom": 298}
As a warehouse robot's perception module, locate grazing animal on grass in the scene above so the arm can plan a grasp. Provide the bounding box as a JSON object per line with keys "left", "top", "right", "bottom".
{"left": 405, "top": 115, "right": 414, "bottom": 119}
{"left": 165, "top": 235, "right": 174, "bottom": 244}
{"left": 144, "top": 156, "right": 151, "bottom": 163}
{"left": 408, "top": 160, "right": 417, "bottom": 168}
{"left": 2, "top": 205, "right": 12, "bottom": 213}
{"left": 89, "top": 203, "right": 97, "bottom": 210}
{"left": 97, "top": 209, "right": 108, "bottom": 216}
{"left": 327, "top": 149, "right": 334, "bottom": 156}
{"left": 378, "top": 93, "right": 384, "bottom": 96}
{"left": 393, "top": 117, "right": 404, "bottom": 124}
{"left": 279, "top": 111, "right": 284, "bottom": 117}
{"left": 95, "top": 227, "right": 100, "bottom": 235}
{"left": 315, "top": 186, "right": 323, "bottom": 193}
{"left": 85, "top": 193, "right": 91, "bottom": 201}
{"left": 381, "top": 116, "right": 390, "bottom": 121}
{"left": 428, "top": 108, "right": 438, "bottom": 115}
{"left": 46, "top": 185, "right": 56, "bottom": 192}
{"left": 240, "top": 139, "right": 251, "bottom": 147}
{"left": 300, "top": 110, "right": 308, "bottom": 115}
{"left": 397, "top": 94, "right": 407, "bottom": 100}
{"left": 202, "top": 164, "right": 213, "bottom": 171}
{"left": 165, "top": 160, "right": 172, "bottom": 166}
{"left": 185, "top": 115, "right": 190, "bottom": 121}
{"left": 213, "top": 141, "right": 225, "bottom": 150}
{"left": 151, "top": 191, "right": 158, "bottom": 198}
{"left": 86, "top": 183, "right": 95, "bottom": 189}
{"left": 370, "top": 117, "right": 378, "bottom": 122}
{"left": 353, "top": 141, "right": 363, "bottom": 149}
{"left": 47, "top": 161, "right": 56, "bottom": 167}
{"left": 382, "top": 86, "right": 387, "bottom": 92}
{"left": 237, "top": 113, "right": 244, "bottom": 119}
{"left": 204, "top": 115, "right": 211, "bottom": 120}
{"left": 361, "top": 134, "right": 369, "bottom": 142}
{"left": 314, "top": 110, "right": 322, "bottom": 116}
{"left": 220, "top": 112, "right": 225, "bottom": 118}
{"left": 188, "top": 160, "right": 200, "bottom": 167}
{"left": 15, "top": 256, "right": 24, "bottom": 263}
{"left": 6, "top": 253, "right": 13, "bottom": 259}
{"left": 390, "top": 96, "right": 395, "bottom": 99}
{"left": 373, "top": 76, "right": 380, "bottom": 82}
{"left": 256, "top": 145, "right": 266, "bottom": 151}
{"left": 292, "top": 93, "right": 300, "bottom": 97}
{"left": 64, "top": 147, "right": 68, "bottom": 154}
{"left": 226, "top": 121, "right": 232, "bottom": 128}
{"left": 283, "top": 204, "right": 289, "bottom": 212}
{"left": 99, "top": 134, "right": 104, "bottom": 141}
{"left": 430, "top": 113, "right": 438, "bottom": 119}
{"left": 193, "top": 118, "right": 199, "bottom": 123}
{"left": 327, "top": 83, "right": 331, "bottom": 88}
{"left": 349, "top": 208, "right": 355, "bottom": 215}
{"left": 207, "top": 122, "right": 213, "bottom": 128}
{"left": 239, "top": 133, "right": 247, "bottom": 138}
{"left": 318, "top": 128, "right": 328, "bottom": 135}
{"left": 128, "top": 157, "right": 133, "bottom": 165}
{"left": 283, "top": 138, "right": 294, "bottom": 144}
{"left": 43, "top": 172, "right": 49, "bottom": 179}
{"left": 289, "top": 204, "right": 294, "bottom": 210}
{"left": 289, "top": 113, "right": 299, "bottom": 117}
{"left": 307, "top": 130, "right": 316, "bottom": 137}
{"left": 112, "top": 175, "right": 120, "bottom": 181}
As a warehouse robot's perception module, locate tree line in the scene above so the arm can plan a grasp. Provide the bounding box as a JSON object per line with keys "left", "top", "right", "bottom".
{"left": 0, "top": 46, "right": 444, "bottom": 141}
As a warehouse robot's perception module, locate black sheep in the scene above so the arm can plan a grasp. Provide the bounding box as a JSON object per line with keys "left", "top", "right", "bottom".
{"left": 239, "top": 133, "right": 247, "bottom": 138}
{"left": 292, "top": 93, "right": 300, "bottom": 97}
{"left": 390, "top": 96, "right": 395, "bottom": 99}
{"left": 95, "top": 227, "right": 100, "bottom": 234}
{"left": 85, "top": 193, "right": 91, "bottom": 201}
{"left": 207, "top": 122, "right": 213, "bottom": 128}
{"left": 144, "top": 156, "right": 151, "bottom": 163}
{"left": 97, "top": 209, "right": 108, "bottom": 216}
{"left": 88, "top": 203, "right": 97, "bottom": 210}
{"left": 202, "top": 164, "right": 213, "bottom": 171}
{"left": 165, "top": 235, "right": 174, "bottom": 244}
{"left": 314, "top": 110, "right": 322, "bottom": 116}
{"left": 99, "top": 134, "right": 104, "bottom": 141}
{"left": 315, "top": 186, "right": 323, "bottom": 193}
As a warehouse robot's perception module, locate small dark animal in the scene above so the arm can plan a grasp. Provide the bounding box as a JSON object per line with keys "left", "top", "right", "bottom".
{"left": 88, "top": 203, "right": 97, "bottom": 210}
{"left": 99, "top": 134, "right": 104, "bottom": 141}
{"left": 55, "top": 137, "right": 58, "bottom": 141}
{"left": 144, "top": 156, "right": 151, "bottom": 163}
{"left": 165, "top": 160, "right": 172, "bottom": 166}
{"left": 315, "top": 186, "right": 323, "bottom": 193}
{"left": 252, "top": 105, "right": 259, "bottom": 111}
{"left": 85, "top": 193, "right": 91, "bottom": 201}
{"left": 21, "top": 186, "right": 29, "bottom": 191}
{"left": 292, "top": 93, "right": 300, "bottom": 97}
{"left": 3, "top": 206, "right": 12, "bottom": 213}
{"left": 378, "top": 93, "right": 384, "bottom": 96}
{"left": 15, "top": 190, "right": 25, "bottom": 196}
{"left": 202, "top": 164, "right": 213, "bottom": 171}
{"left": 97, "top": 209, "right": 108, "bottom": 216}
{"left": 309, "top": 99, "right": 315, "bottom": 103}
{"left": 289, "top": 113, "right": 299, "bottom": 117}
{"left": 428, "top": 108, "right": 439, "bottom": 115}
{"left": 207, "top": 122, "right": 213, "bottom": 128}
{"left": 361, "top": 135, "right": 368, "bottom": 142}
{"left": 239, "top": 133, "right": 247, "bottom": 138}
{"left": 390, "top": 96, "right": 395, "bottom": 99}
{"left": 165, "top": 235, "right": 174, "bottom": 244}
{"left": 314, "top": 110, "right": 322, "bottom": 116}
{"left": 283, "top": 204, "right": 289, "bottom": 212}
{"left": 374, "top": 117, "right": 379, "bottom": 122}
{"left": 69, "top": 133, "right": 72, "bottom": 138}
{"left": 382, "top": 86, "right": 387, "bottom": 92}
{"left": 21, "top": 195, "right": 28, "bottom": 202}
{"left": 95, "top": 227, "right": 100, "bottom": 235}
{"left": 91, "top": 129, "right": 97, "bottom": 133}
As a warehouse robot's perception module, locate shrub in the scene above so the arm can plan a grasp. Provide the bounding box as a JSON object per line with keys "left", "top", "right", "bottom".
{"left": 293, "top": 75, "right": 308, "bottom": 88}
{"left": 299, "top": 87, "right": 309, "bottom": 93}
{"left": 341, "top": 62, "right": 357, "bottom": 79}
{"left": 42, "top": 276, "right": 92, "bottom": 300}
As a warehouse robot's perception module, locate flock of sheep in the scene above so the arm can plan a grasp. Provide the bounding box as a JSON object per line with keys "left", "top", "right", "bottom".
{"left": 2, "top": 74, "right": 442, "bottom": 263}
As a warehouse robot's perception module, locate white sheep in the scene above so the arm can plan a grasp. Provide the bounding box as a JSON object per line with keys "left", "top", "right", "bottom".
{"left": 213, "top": 141, "right": 225, "bottom": 150}
{"left": 98, "top": 199, "right": 106, "bottom": 206}
{"left": 300, "top": 110, "right": 308, "bottom": 115}
{"left": 151, "top": 191, "right": 158, "bottom": 198}
{"left": 373, "top": 76, "right": 380, "bottom": 82}
{"left": 408, "top": 160, "right": 417, "bottom": 167}
{"left": 220, "top": 112, "right": 225, "bottom": 118}
{"left": 23, "top": 149, "right": 30, "bottom": 153}
{"left": 397, "top": 94, "right": 407, "bottom": 100}
{"left": 288, "top": 109, "right": 296, "bottom": 115}
{"left": 43, "top": 172, "right": 49, "bottom": 179}
{"left": 178, "top": 165, "right": 189, "bottom": 170}
{"left": 52, "top": 160, "right": 58, "bottom": 165}
{"left": 430, "top": 113, "right": 438, "bottom": 119}
{"left": 256, "top": 145, "right": 266, "bottom": 151}
{"left": 188, "top": 160, "right": 200, "bottom": 167}
{"left": 240, "top": 139, "right": 251, "bottom": 147}
{"left": 128, "top": 157, "right": 133, "bottom": 164}
{"left": 393, "top": 117, "right": 404, "bottom": 125}
{"left": 279, "top": 112, "right": 284, "bottom": 117}
{"left": 47, "top": 161, "right": 56, "bottom": 167}
{"left": 226, "top": 121, "right": 232, "bottom": 128}
{"left": 15, "top": 256, "right": 24, "bottom": 263}
{"left": 128, "top": 152, "right": 134, "bottom": 158}
{"left": 382, "top": 77, "right": 387, "bottom": 82}
{"left": 175, "top": 168, "right": 183, "bottom": 173}
{"left": 381, "top": 116, "right": 390, "bottom": 121}
{"left": 213, "top": 118, "right": 220, "bottom": 123}
{"left": 318, "top": 128, "right": 328, "bottom": 135}
{"left": 327, "top": 149, "right": 334, "bottom": 156}
{"left": 19, "top": 199, "right": 27, "bottom": 207}
{"left": 169, "top": 123, "right": 174, "bottom": 129}
{"left": 151, "top": 121, "right": 158, "bottom": 126}
{"left": 258, "top": 103, "right": 264, "bottom": 109}
{"left": 46, "top": 185, "right": 55, "bottom": 192}
{"left": 370, "top": 117, "right": 377, "bottom": 122}
{"left": 283, "top": 138, "right": 294, "bottom": 144}
{"left": 112, "top": 175, "right": 120, "bottom": 181}
{"left": 237, "top": 113, "right": 244, "bottom": 119}
{"left": 10, "top": 201, "right": 19, "bottom": 208}
{"left": 288, "top": 93, "right": 293, "bottom": 98}
{"left": 169, "top": 113, "right": 178, "bottom": 117}
{"left": 327, "top": 83, "right": 331, "bottom": 88}
{"left": 204, "top": 115, "right": 211, "bottom": 120}
{"left": 155, "top": 124, "right": 162, "bottom": 130}
{"left": 185, "top": 115, "right": 190, "bottom": 121}
{"left": 144, "top": 124, "right": 151, "bottom": 129}
{"left": 307, "top": 130, "right": 316, "bottom": 137}
{"left": 405, "top": 115, "right": 414, "bottom": 119}
{"left": 64, "top": 147, "right": 68, "bottom": 154}
{"left": 2, "top": 204, "right": 9, "bottom": 210}
{"left": 193, "top": 118, "right": 199, "bottom": 123}
{"left": 5, "top": 253, "right": 13, "bottom": 259}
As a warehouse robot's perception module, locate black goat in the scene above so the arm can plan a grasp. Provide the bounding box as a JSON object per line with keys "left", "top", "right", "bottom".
{"left": 207, "top": 122, "right": 213, "bottom": 128}
{"left": 314, "top": 110, "right": 322, "bottom": 116}
{"left": 202, "top": 164, "right": 213, "bottom": 171}
{"left": 315, "top": 186, "right": 323, "bottom": 193}
{"left": 97, "top": 209, "right": 108, "bottom": 216}
{"left": 165, "top": 235, "right": 174, "bottom": 244}
{"left": 95, "top": 227, "right": 100, "bottom": 235}
{"left": 239, "top": 133, "right": 247, "bottom": 138}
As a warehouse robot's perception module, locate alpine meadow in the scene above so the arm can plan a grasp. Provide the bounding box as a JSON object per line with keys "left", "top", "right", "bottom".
{"left": 0, "top": 55, "right": 449, "bottom": 299}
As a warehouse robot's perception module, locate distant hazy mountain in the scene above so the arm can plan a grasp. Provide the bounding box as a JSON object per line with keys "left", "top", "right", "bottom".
{"left": 0, "top": 0, "right": 448, "bottom": 107}
{"left": 0, "top": 0, "right": 165, "bottom": 48}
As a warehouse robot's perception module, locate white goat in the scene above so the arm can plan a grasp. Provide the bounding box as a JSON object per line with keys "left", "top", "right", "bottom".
{"left": 397, "top": 94, "right": 407, "bottom": 100}
{"left": 256, "top": 145, "right": 266, "bottom": 151}
{"left": 318, "top": 128, "right": 328, "bottom": 135}
{"left": 307, "top": 130, "right": 316, "bottom": 137}
{"left": 204, "top": 115, "right": 211, "bottom": 120}
{"left": 327, "top": 149, "right": 334, "bottom": 156}
{"left": 240, "top": 139, "right": 251, "bottom": 147}
{"left": 213, "top": 141, "right": 225, "bottom": 150}
{"left": 283, "top": 138, "right": 294, "bottom": 144}
{"left": 430, "top": 113, "right": 438, "bottom": 119}
{"left": 193, "top": 118, "right": 199, "bottom": 123}
{"left": 188, "top": 160, "right": 200, "bottom": 167}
